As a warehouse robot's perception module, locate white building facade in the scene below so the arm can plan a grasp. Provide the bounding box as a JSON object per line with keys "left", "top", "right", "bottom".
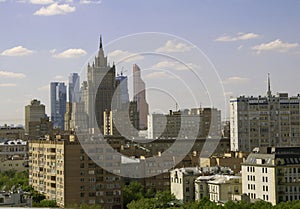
{"left": 242, "top": 147, "right": 300, "bottom": 205}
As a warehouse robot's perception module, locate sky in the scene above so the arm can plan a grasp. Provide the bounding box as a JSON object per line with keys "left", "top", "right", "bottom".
{"left": 0, "top": 0, "right": 300, "bottom": 125}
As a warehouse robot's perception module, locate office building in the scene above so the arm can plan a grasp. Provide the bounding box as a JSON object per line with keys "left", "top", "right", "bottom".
{"left": 230, "top": 76, "right": 300, "bottom": 152}
{"left": 242, "top": 146, "right": 300, "bottom": 205}
{"left": 25, "top": 99, "right": 46, "bottom": 135}
{"left": 114, "top": 73, "right": 129, "bottom": 110}
{"left": 50, "top": 82, "right": 67, "bottom": 130}
{"left": 148, "top": 108, "right": 221, "bottom": 139}
{"left": 28, "top": 117, "right": 53, "bottom": 140}
{"left": 69, "top": 73, "right": 80, "bottom": 103}
{"left": 64, "top": 102, "right": 72, "bottom": 131}
{"left": 133, "top": 64, "right": 149, "bottom": 130}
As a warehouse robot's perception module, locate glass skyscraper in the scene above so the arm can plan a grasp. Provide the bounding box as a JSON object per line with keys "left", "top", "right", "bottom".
{"left": 50, "top": 82, "right": 67, "bottom": 130}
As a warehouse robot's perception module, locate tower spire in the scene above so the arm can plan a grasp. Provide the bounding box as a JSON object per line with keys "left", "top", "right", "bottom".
{"left": 99, "top": 35, "right": 102, "bottom": 49}
{"left": 267, "top": 73, "right": 272, "bottom": 98}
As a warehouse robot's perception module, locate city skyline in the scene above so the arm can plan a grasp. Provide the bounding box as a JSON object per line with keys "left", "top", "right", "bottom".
{"left": 0, "top": 0, "right": 300, "bottom": 125}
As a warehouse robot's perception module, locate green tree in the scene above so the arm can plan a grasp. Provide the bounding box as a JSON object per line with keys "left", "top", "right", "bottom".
{"left": 123, "top": 181, "right": 145, "bottom": 207}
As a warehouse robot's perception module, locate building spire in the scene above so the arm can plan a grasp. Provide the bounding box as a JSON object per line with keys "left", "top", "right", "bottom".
{"left": 267, "top": 73, "right": 272, "bottom": 98}
{"left": 99, "top": 35, "right": 102, "bottom": 49}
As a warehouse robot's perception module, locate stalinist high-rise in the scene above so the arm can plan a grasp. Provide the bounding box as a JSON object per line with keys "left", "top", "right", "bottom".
{"left": 86, "top": 36, "right": 116, "bottom": 132}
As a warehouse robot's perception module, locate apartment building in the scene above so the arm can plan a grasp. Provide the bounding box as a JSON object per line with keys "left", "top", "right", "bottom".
{"left": 29, "top": 137, "right": 123, "bottom": 209}
{"left": 195, "top": 175, "right": 242, "bottom": 204}
{"left": 230, "top": 92, "right": 300, "bottom": 152}
{"left": 242, "top": 147, "right": 300, "bottom": 205}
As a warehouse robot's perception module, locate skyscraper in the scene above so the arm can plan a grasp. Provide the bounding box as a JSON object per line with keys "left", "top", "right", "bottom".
{"left": 50, "top": 82, "right": 67, "bottom": 130}
{"left": 25, "top": 99, "right": 46, "bottom": 135}
{"left": 115, "top": 72, "right": 129, "bottom": 109}
{"left": 133, "top": 64, "right": 149, "bottom": 130}
{"left": 68, "top": 73, "right": 80, "bottom": 103}
{"left": 86, "top": 36, "right": 116, "bottom": 131}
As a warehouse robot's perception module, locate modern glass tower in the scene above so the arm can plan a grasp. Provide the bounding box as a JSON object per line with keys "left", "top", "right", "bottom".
{"left": 68, "top": 73, "right": 80, "bottom": 103}
{"left": 133, "top": 64, "right": 149, "bottom": 130}
{"left": 50, "top": 82, "right": 67, "bottom": 130}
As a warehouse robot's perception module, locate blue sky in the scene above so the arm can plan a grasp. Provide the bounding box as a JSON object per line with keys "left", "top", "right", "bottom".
{"left": 0, "top": 0, "right": 300, "bottom": 125}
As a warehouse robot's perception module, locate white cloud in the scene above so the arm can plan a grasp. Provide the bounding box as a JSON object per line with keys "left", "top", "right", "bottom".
{"left": 34, "top": 3, "right": 76, "bottom": 16}
{"left": 54, "top": 75, "right": 64, "bottom": 80}
{"left": 108, "top": 50, "right": 144, "bottom": 63}
{"left": 224, "top": 91, "right": 234, "bottom": 96}
{"left": 1, "top": 46, "right": 33, "bottom": 56}
{"left": 30, "top": 0, "right": 53, "bottom": 5}
{"left": 215, "top": 32, "right": 260, "bottom": 42}
{"left": 49, "top": 49, "right": 56, "bottom": 54}
{"left": 0, "top": 71, "right": 26, "bottom": 79}
{"left": 223, "top": 76, "right": 250, "bottom": 84}
{"left": 0, "top": 0, "right": 7, "bottom": 2}
{"left": 156, "top": 40, "right": 193, "bottom": 53}
{"left": 53, "top": 48, "right": 87, "bottom": 58}
{"left": 38, "top": 84, "right": 49, "bottom": 91}
{"left": 0, "top": 83, "right": 17, "bottom": 87}
{"left": 252, "top": 39, "right": 299, "bottom": 54}
{"left": 79, "top": 0, "right": 102, "bottom": 4}
{"left": 145, "top": 72, "right": 175, "bottom": 80}
{"left": 152, "top": 61, "right": 199, "bottom": 71}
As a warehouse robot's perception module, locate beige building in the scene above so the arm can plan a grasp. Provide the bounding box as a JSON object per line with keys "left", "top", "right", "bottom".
{"left": 242, "top": 147, "right": 300, "bottom": 205}
{"left": 25, "top": 99, "right": 46, "bottom": 135}
{"left": 148, "top": 108, "right": 221, "bottom": 140}
{"left": 230, "top": 92, "right": 300, "bottom": 152}
{"left": 0, "top": 125, "right": 24, "bottom": 140}
{"left": 0, "top": 159, "right": 28, "bottom": 172}
{"left": 170, "top": 167, "right": 202, "bottom": 202}
{"left": 28, "top": 117, "right": 53, "bottom": 140}
{"left": 0, "top": 139, "right": 27, "bottom": 161}
{"left": 199, "top": 152, "right": 247, "bottom": 174}
{"left": 195, "top": 175, "right": 242, "bottom": 204}
{"left": 29, "top": 138, "right": 122, "bottom": 209}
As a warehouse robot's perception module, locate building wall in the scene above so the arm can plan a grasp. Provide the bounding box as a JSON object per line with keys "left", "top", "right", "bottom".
{"left": 170, "top": 168, "right": 201, "bottom": 202}
{"left": 0, "top": 126, "right": 24, "bottom": 140}
{"left": 148, "top": 108, "right": 221, "bottom": 140}
{"left": 230, "top": 94, "right": 300, "bottom": 152}
{"left": 133, "top": 64, "right": 149, "bottom": 130}
{"left": 29, "top": 139, "right": 123, "bottom": 209}
{"left": 0, "top": 159, "right": 28, "bottom": 172}
{"left": 242, "top": 159, "right": 276, "bottom": 204}
{"left": 25, "top": 99, "right": 45, "bottom": 135}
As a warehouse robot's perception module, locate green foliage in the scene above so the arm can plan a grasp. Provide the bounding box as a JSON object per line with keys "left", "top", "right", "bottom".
{"left": 79, "top": 203, "right": 103, "bottom": 209}
{"left": 0, "top": 170, "right": 29, "bottom": 191}
{"left": 31, "top": 190, "right": 46, "bottom": 203}
{"left": 32, "top": 199, "right": 57, "bottom": 207}
{"left": 123, "top": 181, "right": 145, "bottom": 207}
{"left": 127, "top": 190, "right": 176, "bottom": 209}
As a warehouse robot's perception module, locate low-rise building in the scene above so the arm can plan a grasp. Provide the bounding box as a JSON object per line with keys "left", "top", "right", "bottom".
{"left": 199, "top": 152, "right": 247, "bottom": 174}
{"left": 0, "top": 139, "right": 27, "bottom": 161}
{"left": 0, "top": 125, "right": 25, "bottom": 140}
{"left": 0, "top": 159, "right": 28, "bottom": 172}
{"left": 195, "top": 175, "right": 242, "bottom": 204}
{"left": 170, "top": 167, "right": 202, "bottom": 202}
